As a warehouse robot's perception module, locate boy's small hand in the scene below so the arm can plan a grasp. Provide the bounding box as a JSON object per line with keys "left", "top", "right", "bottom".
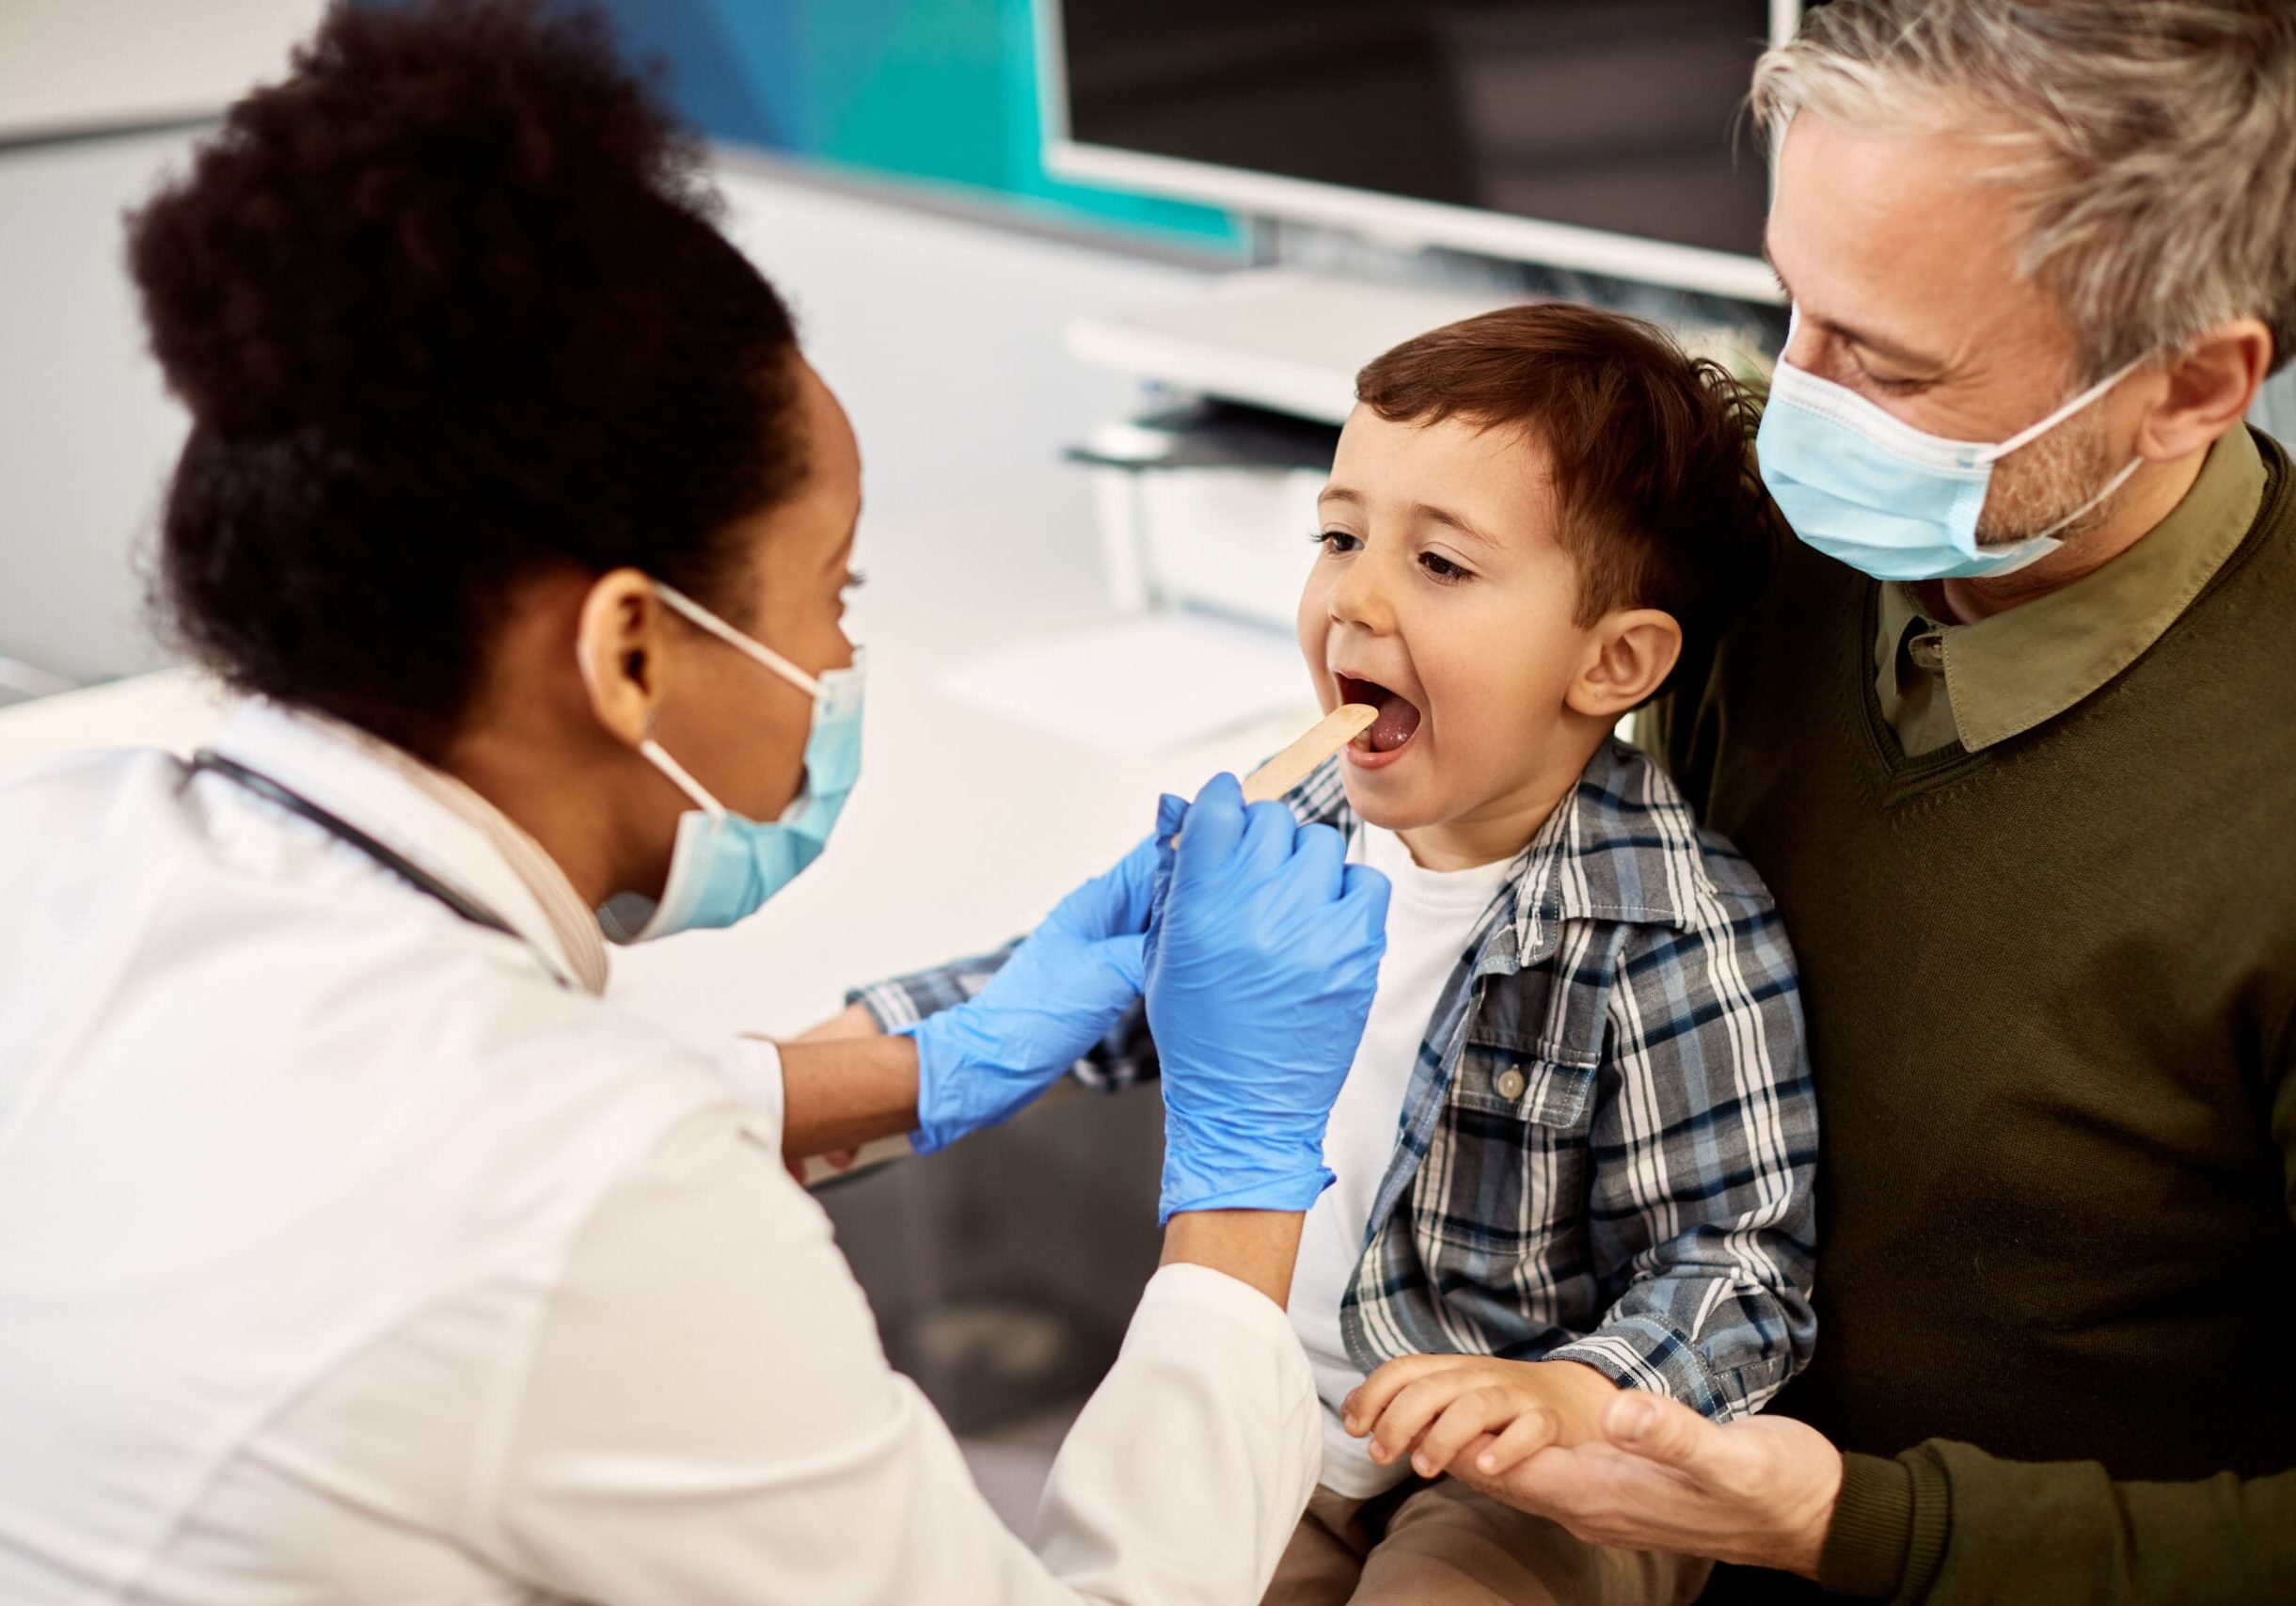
{"left": 1343, "top": 1355, "right": 1620, "bottom": 1481}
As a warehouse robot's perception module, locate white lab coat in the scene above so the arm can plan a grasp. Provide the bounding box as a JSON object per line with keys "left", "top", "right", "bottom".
{"left": 0, "top": 702, "right": 1320, "bottom": 1604}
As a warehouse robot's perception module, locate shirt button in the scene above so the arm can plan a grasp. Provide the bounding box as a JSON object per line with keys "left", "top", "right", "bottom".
{"left": 1494, "top": 1069, "right": 1528, "bottom": 1100}
{"left": 1908, "top": 631, "right": 1947, "bottom": 673}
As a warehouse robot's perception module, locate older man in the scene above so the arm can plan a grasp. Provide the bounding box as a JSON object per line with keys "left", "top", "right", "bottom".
{"left": 1436, "top": 3, "right": 2296, "bottom": 1601}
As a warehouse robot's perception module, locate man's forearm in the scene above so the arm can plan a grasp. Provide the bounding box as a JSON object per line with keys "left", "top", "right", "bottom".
{"left": 1826, "top": 1443, "right": 2296, "bottom": 1602}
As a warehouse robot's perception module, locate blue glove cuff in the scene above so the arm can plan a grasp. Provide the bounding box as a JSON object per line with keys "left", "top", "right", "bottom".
{"left": 900, "top": 1014, "right": 977, "bottom": 1157}
{"left": 1157, "top": 1162, "right": 1340, "bottom": 1222}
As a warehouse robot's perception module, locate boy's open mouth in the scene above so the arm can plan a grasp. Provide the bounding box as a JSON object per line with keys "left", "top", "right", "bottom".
{"left": 1337, "top": 675, "right": 1422, "bottom": 754}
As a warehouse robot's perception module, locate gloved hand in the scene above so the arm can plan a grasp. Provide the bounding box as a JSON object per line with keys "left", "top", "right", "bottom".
{"left": 905, "top": 828, "right": 1162, "bottom": 1154}
{"left": 1146, "top": 772, "right": 1390, "bottom": 1221}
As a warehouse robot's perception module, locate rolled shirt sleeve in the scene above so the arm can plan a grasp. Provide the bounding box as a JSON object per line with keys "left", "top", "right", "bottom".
{"left": 849, "top": 944, "right": 1158, "bottom": 1093}
{"left": 1544, "top": 901, "right": 1820, "bottom": 1420}
{"left": 478, "top": 1104, "right": 1319, "bottom": 1604}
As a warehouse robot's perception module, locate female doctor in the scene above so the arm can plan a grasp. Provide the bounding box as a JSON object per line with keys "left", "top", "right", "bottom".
{"left": 0, "top": 5, "right": 1392, "bottom": 1602}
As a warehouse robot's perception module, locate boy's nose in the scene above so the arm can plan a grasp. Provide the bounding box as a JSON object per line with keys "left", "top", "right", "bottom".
{"left": 1328, "top": 562, "right": 1396, "bottom": 635}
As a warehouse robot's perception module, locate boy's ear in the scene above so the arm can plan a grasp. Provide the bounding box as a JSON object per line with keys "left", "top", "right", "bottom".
{"left": 1566, "top": 608, "right": 1682, "bottom": 721}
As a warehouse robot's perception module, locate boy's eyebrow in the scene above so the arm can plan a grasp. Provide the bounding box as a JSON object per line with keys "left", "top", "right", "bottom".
{"left": 1417, "top": 502, "right": 1501, "bottom": 551}
{"left": 1320, "top": 485, "right": 1502, "bottom": 551}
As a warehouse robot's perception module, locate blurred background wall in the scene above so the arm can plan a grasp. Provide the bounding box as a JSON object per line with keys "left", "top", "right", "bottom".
{"left": 0, "top": 0, "right": 1239, "bottom": 692}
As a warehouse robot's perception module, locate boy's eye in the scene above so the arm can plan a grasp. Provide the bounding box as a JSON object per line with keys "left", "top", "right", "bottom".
{"left": 841, "top": 570, "right": 867, "bottom": 595}
{"left": 1314, "top": 529, "right": 1360, "bottom": 554}
{"left": 1419, "top": 551, "right": 1471, "bottom": 582}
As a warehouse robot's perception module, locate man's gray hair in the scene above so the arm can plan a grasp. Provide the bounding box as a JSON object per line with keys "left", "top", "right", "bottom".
{"left": 1752, "top": 0, "right": 2296, "bottom": 378}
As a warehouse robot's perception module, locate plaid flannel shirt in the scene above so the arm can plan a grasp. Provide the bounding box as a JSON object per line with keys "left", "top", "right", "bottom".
{"left": 851, "top": 738, "right": 1818, "bottom": 1421}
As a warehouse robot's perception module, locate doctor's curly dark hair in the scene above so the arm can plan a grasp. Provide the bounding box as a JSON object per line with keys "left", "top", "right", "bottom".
{"left": 128, "top": 0, "right": 804, "bottom": 758}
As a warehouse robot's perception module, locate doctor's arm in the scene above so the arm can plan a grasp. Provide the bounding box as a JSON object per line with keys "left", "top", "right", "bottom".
{"left": 486, "top": 781, "right": 1387, "bottom": 1603}
{"left": 769, "top": 819, "right": 1169, "bottom": 1165}
{"left": 480, "top": 1110, "right": 1320, "bottom": 1606}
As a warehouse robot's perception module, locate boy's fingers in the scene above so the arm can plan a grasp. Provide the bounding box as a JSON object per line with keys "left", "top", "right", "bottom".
{"left": 1412, "top": 1389, "right": 1538, "bottom": 1478}
{"left": 1369, "top": 1370, "right": 1474, "bottom": 1464}
{"left": 1475, "top": 1408, "right": 1565, "bottom": 1477}
{"left": 1342, "top": 1354, "right": 1448, "bottom": 1435}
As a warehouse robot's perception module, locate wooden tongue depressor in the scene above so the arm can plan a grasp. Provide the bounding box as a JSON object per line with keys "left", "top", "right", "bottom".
{"left": 1241, "top": 702, "right": 1380, "bottom": 804}
{"left": 1166, "top": 703, "right": 1378, "bottom": 846}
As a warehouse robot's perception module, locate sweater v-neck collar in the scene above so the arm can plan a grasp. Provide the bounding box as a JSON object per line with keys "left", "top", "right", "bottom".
{"left": 1847, "top": 425, "right": 2287, "bottom": 797}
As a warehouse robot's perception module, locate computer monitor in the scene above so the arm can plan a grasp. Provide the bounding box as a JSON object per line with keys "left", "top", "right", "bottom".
{"left": 1041, "top": 0, "right": 1801, "bottom": 302}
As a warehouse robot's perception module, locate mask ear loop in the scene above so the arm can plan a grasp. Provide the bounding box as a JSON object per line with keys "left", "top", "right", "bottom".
{"left": 654, "top": 581, "right": 824, "bottom": 699}
{"left": 1976, "top": 357, "right": 2146, "bottom": 465}
{"left": 2024, "top": 454, "right": 2146, "bottom": 544}
{"left": 1977, "top": 357, "right": 2148, "bottom": 544}
{"left": 574, "top": 620, "right": 730, "bottom": 820}
{"left": 637, "top": 713, "right": 728, "bottom": 820}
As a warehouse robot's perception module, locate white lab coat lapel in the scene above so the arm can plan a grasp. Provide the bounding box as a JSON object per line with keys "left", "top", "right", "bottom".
{"left": 207, "top": 702, "right": 585, "bottom": 991}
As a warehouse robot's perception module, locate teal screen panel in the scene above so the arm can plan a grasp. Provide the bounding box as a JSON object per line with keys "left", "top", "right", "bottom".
{"left": 555, "top": 1, "right": 1242, "bottom": 250}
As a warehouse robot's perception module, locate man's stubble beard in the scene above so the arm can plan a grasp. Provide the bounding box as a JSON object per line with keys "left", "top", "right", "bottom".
{"left": 1975, "top": 400, "right": 2119, "bottom": 549}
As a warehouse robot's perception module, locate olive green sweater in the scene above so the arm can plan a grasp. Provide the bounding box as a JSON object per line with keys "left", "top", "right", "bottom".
{"left": 1658, "top": 427, "right": 2296, "bottom": 1603}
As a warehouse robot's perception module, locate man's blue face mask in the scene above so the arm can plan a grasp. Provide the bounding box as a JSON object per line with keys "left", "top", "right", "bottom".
{"left": 1755, "top": 319, "right": 2144, "bottom": 583}
{"left": 595, "top": 582, "right": 864, "bottom": 944}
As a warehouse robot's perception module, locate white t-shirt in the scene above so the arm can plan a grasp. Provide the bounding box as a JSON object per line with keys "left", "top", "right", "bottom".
{"left": 1287, "top": 823, "right": 1515, "bottom": 1495}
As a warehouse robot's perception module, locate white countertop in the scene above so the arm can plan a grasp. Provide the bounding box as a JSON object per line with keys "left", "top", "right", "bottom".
{"left": 0, "top": 478, "right": 1320, "bottom": 1043}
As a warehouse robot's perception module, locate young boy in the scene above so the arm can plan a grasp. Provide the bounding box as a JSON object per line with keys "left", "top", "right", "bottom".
{"left": 853, "top": 304, "right": 1816, "bottom": 1605}
{"left": 1249, "top": 303, "right": 1816, "bottom": 1603}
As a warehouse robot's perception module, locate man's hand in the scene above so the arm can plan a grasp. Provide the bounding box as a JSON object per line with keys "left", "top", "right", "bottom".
{"left": 1342, "top": 1356, "right": 1620, "bottom": 1480}
{"left": 1447, "top": 1390, "right": 1844, "bottom": 1580}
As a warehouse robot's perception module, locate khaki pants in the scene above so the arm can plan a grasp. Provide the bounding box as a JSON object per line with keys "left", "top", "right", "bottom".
{"left": 1261, "top": 1481, "right": 1713, "bottom": 1606}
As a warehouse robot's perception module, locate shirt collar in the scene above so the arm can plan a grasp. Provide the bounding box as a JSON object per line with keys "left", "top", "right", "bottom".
{"left": 1506, "top": 738, "right": 1755, "bottom": 958}
{"left": 1877, "top": 424, "right": 2269, "bottom": 752}
{"left": 209, "top": 701, "right": 610, "bottom": 994}
{"left": 1297, "top": 739, "right": 1753, "bottom": 962}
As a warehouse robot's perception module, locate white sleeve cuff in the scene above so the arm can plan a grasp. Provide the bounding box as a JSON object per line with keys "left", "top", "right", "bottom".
{"left": 710, "top": 1035, "right": 786, "bottom": 1141}
{"left": 1032, "top": 1260, "right": 1322, "bottom": 1603}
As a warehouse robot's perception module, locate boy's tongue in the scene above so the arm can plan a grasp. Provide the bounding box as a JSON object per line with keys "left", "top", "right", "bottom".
{"left": 1363, "top": 688, "right": 1422, "bottom": 753}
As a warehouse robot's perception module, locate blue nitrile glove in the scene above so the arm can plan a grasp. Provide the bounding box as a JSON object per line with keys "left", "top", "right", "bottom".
{"left": 904, "top": 828, "right": 1163, "bottom": 1154}
{"left": 1145, "top": 772, "right": 1390, "bottom": 1221}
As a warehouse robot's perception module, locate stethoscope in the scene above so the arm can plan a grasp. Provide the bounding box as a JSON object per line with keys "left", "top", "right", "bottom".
{"left": 186, "top": 749, "right": 570, "bottom": 987}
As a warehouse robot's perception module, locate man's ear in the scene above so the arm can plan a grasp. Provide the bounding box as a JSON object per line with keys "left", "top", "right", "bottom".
{"left": 1566, "top": 609, "right": 1682, "bottom": 721}
{"left": 576, "top": 569, "right": 671, "bottom": 747}
{"left": 2133, "top": 316, "right": 2272, "bottom": 463}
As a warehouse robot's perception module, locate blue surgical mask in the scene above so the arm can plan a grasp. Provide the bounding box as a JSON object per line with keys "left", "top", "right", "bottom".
{"left": 596, "top": 582, "right": 864, "bottom": 944}
{"left": 1757, "top": 325, "right": 2143, "bottom": 582}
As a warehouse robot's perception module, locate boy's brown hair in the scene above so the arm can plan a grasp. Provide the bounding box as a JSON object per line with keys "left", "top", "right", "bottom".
{"left": 1354, "top": 302, "right": 1782, "bottom": 692}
